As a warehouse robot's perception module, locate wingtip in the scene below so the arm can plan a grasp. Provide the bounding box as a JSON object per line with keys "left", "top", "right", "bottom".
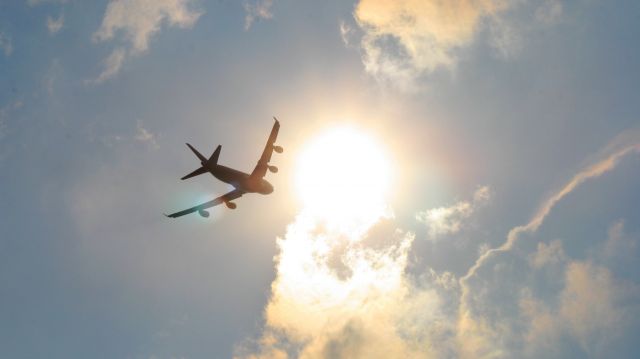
{"left": 273, "top": 116, "right": 279, "bottom": 123}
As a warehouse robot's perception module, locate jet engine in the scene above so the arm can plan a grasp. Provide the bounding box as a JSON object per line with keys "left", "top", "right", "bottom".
{"left": 273, "top": 145, "right": 283, "bottom": 153}
{"left": 268, "top": 165, "right": 278, "bottom": 173}
{"left": 225, "top": 201, "right": 237, "bottom": 209}
{"left": 198, "top": 209, "right": 210, "bottom": 218}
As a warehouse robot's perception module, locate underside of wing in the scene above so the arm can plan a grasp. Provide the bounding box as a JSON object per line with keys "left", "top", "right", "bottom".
{"left": 165, "top": 189, "right": 244, "bottom": 218}
{"left": 251, "top": 118, "right": 281, "bottom": 179}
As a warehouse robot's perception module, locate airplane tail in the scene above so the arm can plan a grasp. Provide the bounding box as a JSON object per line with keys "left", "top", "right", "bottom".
{"left": 208, "top": 144, "right": 221, "bottom": 165}
{"left": 181, "top": 144, "right": 222, "bottom": 180}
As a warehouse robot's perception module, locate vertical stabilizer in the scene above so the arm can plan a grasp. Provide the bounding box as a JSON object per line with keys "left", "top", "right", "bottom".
{"left": 209, "top": 145, "right": 221, "bottom": 165}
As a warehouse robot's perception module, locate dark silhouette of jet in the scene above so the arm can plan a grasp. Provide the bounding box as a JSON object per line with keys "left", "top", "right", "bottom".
{"left": 166, "top": 118, "right": 282, "bottom": 218}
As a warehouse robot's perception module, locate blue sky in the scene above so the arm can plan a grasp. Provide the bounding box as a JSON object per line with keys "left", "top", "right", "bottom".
{"left": 1, "top": 1, "right": 640, "bottom": 358}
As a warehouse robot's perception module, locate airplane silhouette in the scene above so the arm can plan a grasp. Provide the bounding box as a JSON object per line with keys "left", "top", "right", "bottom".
{"left": 166, "top": 118, "right": 282, "bottom": 218}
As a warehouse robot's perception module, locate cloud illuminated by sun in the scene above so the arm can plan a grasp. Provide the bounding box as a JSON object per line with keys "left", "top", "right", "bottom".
{"left": 294, "top": 126, "right": 393, "bottom": 231}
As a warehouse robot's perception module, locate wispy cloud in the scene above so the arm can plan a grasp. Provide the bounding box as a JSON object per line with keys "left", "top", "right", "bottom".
{"left": 47, "top": 13, "right": 64, "bottom": 35}
{"left": 91, "top": 48, "right": 126, "bottom": 85}
{"left": 90, "top": 0, "right": 203, "bottom": 83}
{"left": 135, "top": 120, "right": 159, "bottom": 148}
{"left": 458, "top": 129, "right": 640, "bottom": 356}
{"left": 416, "top": 186, "right": 491, "bottom": 240}
{"left": 462, "top": 130, "right": 640, "bottom": 284}
{"left": 243, "top": 0, "right": 274, "bottom": 31}
{"left": 339, "top": 21, "right": 354, "bottom": 47}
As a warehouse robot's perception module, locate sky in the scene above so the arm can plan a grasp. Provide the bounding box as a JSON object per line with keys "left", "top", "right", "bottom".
{"left": 1, "top": 0, "right": 640, "bottom": 358}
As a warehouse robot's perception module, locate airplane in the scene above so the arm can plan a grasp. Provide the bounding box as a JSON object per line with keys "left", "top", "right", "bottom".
{"left": 165, "top": 118, "right": 282, "bottom": 218}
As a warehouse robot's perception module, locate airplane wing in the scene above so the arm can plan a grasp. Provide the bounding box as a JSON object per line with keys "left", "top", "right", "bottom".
{"left": 165, "top": 189, "right": 244, "bottom": 218}
{"left": 250, "top": 118, "right": 280, "bottom": 179}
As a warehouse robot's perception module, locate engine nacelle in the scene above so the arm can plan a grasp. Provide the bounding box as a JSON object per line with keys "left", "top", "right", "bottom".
{"left": 273, "top": 145, "right": 283, "bottom": 153}
{"left": 225, "top": 201, "right": 237, "bottom": 210}
{"left": 268, "top": 165, "right": 278, "bottom": 173}
{"left": 198, "top": 209, "right": 210, "bottom": 218}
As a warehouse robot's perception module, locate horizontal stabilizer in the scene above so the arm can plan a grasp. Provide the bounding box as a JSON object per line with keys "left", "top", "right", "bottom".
{"left": 186, "top": 143, "right": 207, "bottom": 162}
{"left": 181, "top": 166, "right": 208, "bottom": 180}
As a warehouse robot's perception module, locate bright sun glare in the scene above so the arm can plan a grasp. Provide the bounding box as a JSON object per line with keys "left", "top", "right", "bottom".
{"left": 295, "top": 126, "right": 393, "bottom": 226}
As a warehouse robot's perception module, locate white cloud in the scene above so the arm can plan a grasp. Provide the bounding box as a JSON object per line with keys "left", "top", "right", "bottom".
{"left": 521, "top": 259, "right": 635, "bottom": 357}
{"left": 349, "top": 0, "right": 569, "bottom": 89}
{"left": 416, "top": 186, "right": 490, "bottom": 240}
{"left": 91, "top": 48, "right": 126, "bottom": 84}
{"left": 237, "top": 209, "right": 456, "bottom": 358}
{"left": 339, "top": 21, "right": 354, "bottom": 47}
{"left": 91, "top": 0, "right": 203, "bottom": 82}
{"left": 47, "top": 13, "right": 64, "bottom": 34}
{"left": 529, "top": 240, "right": 566, "bottom": 269}
{"left": 135, "top": 120, "right": 158, "bottom": 148}
{"left": 352, "top": 0, "right": 512, "bottom": 88}
{"left": 243, "top": 0, "right": 274, "bottom": 31}
{"left": 0, "top": 32, "right": 13, "bottom": 57}
{"left": 601, "top": 220, "right": 637, "bottom": 263}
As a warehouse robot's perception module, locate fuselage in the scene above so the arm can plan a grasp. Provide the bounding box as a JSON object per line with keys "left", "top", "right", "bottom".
{"left": 206, "top": 163, "right": 273, "bottom": 194}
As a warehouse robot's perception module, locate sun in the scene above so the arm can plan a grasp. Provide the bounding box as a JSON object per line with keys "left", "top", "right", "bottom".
{"left": 294, "top": 126, "right": 393, "bottom": 227}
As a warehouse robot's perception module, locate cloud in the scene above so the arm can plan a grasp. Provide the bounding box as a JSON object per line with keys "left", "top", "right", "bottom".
{"left": 0, "top": 32, "right": 13, "bottom": 56}
{"left": 488, "top": 15, "right": 523, "bottom": 59}
{"left": 351, "top": 0, "right": 512, "bottom": 88}
{"left": 91, "top": 0, "right": 203, "bottom": 82}
{"left": 458, "top": 129, "right": 640, "bottom": 356}
{"left": 238, "top": 128, "right": 640, "bottom": 359}
{"left": 135, "top": 120, "right": 159, "bottom": 148}
{"left": 416, "top": 186, "right": 490, "bottom": 240}
{"left": 349, "top": 0, "right": 571, "bottom": 88}
{"left": 601, "top": 220, "right": 637, "bottom": 263}
{"left": 91, "top": 48, "right": 126, "bottom": 84}
{"left": 47, "top": 13, "right": 64, "bottom": 34}
{"left": 462, "top": 129, "right": 640, "bottom": 283}
{"left": 243, "top": 0, "right": 274, "bottom": 31}
{"left": 521, "top": 258, "right": 637, "bottom": 357}
{"left": 529, "top": 239, "right": 566, "bottom": 269}
{"left": 560, "top": 262, "right": 623, "bottom": 350}
{"left": 236, "top": 210, "right": 456, "bottom": 358}
{"left": 339, "top": 21, "right": 354, "bottom": 47}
